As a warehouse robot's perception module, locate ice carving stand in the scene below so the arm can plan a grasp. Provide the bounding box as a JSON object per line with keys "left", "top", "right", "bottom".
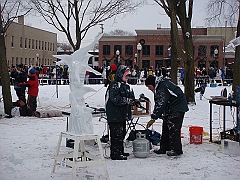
{"left": 52, "top": 132, "right": 109, "bottom": 180}
{"left": 51, "top": 34, "right": 109, "bottom": 179}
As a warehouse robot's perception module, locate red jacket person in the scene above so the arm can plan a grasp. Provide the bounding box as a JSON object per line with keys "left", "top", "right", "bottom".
{"left": 20, "top": 68, "right": 39, "bottom": 116}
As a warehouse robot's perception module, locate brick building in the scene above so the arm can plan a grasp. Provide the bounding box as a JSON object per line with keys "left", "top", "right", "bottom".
{"left": 5, "top": 15, "right": 57, "bottom": 67}
{"left": 99, "top": 27, "right": 236, "bottom": 70}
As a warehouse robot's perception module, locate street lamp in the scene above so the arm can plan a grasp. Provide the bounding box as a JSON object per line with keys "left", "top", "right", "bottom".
{"left": 36, "top": 52, "right": 39, "bottom": 66}
{"left": 116, "top": 50, "right": 120, "bottom": 65}
{"left": 137, "top": 43, "right": 142, "bottom": 69}
{"left": 214, "top": 48, "right": 218, "bottom": 69}
{"left": 214, "top": 48, "right": 218, "bottom": 57}
{"left": 134, "top": 53, "right": 137, "bottom": 66}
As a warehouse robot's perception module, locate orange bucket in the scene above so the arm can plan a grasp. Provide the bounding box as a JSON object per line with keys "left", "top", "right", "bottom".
{"left": 189, "top": 126, "right": 203, "bottom": 144}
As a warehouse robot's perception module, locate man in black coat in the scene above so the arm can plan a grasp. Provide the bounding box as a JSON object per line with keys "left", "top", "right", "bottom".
{"left": 11, "top": 64, "right": 27, "bottom": 102}
{"left": 105, "top": 65, "right": 135, "bottom": 160}
{"left": 11, "top": 64, "right": 28, "bottom": 116}
{"left": 145, "top": 75, "right": 189, "bottom": 156}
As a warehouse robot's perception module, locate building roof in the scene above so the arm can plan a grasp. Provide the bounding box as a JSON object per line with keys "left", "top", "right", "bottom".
{"left": 100, "top": 36, "right": 136, "bottom": 41}
{"left": 193, "top": 35, "right": 225, "bottom": 42}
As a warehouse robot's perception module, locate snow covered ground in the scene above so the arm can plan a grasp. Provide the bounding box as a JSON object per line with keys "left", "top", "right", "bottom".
{"left": 0, "top": 84, "right": 240, "bottom": 180}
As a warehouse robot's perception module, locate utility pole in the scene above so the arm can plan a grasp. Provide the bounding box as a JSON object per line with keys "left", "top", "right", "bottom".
{"left": 100, "top": 24, "right": 104, "bottom": 33}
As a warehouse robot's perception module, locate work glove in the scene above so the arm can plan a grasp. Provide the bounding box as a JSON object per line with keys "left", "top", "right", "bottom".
{"left": 128, "top": 98, "right": 136, "bottom": 106}
{"left": 134, "top": 100, "right": 142, "bottom": 108}
{"left": 146, "top": 119, "right": 155, "bottom": 129}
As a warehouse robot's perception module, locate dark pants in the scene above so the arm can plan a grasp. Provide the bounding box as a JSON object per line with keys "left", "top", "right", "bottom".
{"left": 108, "top": 122, "right": 126, "bottom": 158}
{"left": 160, "top": 112, "right": 184, "bottom": 154}
{"left": 16, "top": 90, "right": 26, "bottom": 103}
{"left": 27, "top": 95, "right": 37, "bottom": 115}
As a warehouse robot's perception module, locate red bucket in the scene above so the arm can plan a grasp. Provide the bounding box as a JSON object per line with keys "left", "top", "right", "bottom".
{"left": 189, "top": 126, "right": 203, "bottom": 144}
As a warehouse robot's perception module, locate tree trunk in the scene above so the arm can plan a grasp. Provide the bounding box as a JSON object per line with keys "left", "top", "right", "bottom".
{"left": 232, "top": 7, "right": 240, "bottom": 93}
{"left": 177, "top": 0, "right": 195, "bottom": 104}
{"left": 169, "top": 1, "right": 178, "bottom": 84}
{"left": 0, "top": 34, "right": 13, "bottom": 116}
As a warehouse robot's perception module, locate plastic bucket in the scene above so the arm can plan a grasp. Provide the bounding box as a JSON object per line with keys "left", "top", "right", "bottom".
{"left": 189, "top": 126, "right": 203, "bottom": 144}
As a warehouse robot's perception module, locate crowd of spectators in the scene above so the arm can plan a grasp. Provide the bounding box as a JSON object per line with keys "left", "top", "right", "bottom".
{"left": 7, "top": 63, "right": 234, "bottom": 86}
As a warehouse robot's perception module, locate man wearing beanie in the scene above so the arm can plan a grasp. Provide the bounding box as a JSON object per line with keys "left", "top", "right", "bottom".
{"left": 20, "top": 68, "right": 39, "bottom": 116}
{"left": 145, "top": 75, "right": 189, "bottom": 157}
{"left": 105, "top": 65, "right": 135, "bottom": 160}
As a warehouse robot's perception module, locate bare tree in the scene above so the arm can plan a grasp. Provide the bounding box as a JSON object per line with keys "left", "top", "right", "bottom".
{"left": 154, "top": 0, "right": 195, "bottom": 104}
{"left": 57, "top": 42, "right": 73, "bottom": 52}
{"left": 105, "top": 29, "right": 135, "bottom": 36}
{"left": 31, "top": 0, "right": 143, "bottom": 51}
{"left": 206, "top": 0, "right": 240, "bottom": 94}
{"left": 0, "top": 1, "right": 31, "bottom": 116}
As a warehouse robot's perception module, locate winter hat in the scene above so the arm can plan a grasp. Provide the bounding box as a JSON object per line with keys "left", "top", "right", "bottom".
{"left": 145, "top": 76, "right": 156, "bottom": 87}
{"left": 110, "top": 64, "right": 117, "bottom": 71}
{"left": 122, "top": 68, "right": 131, "bottom": 82}
{"left": 29, "top": 68, "right": 36, "bottom": 74}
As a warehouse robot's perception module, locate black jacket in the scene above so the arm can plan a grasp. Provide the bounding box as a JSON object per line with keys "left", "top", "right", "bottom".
{"left": 105, "top": 65, "right": 135, "bottom": 123}
{"left": 151, "top": 76, "right": 189, "bottom": 120}
{"left": 12, "top": 70, "right": 27, "bottom": 91}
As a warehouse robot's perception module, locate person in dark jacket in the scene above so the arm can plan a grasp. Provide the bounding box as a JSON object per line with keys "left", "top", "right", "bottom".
{"left": 20, "top": 68, "right": 39, "bottom": 116}
{"left": 105, "top": 65, "right": 135, "bottom": 160}
{"left": 145, "top": 75, "right": 189, "bottom": 156}
{"left": 11, "top": 64, "right": 28, "bottom": 116}
{"left": 11, "top": 64, "right": 28, "bottom": 103}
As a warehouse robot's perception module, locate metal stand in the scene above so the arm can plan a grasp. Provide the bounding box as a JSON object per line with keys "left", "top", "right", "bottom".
{"left": 52, "top": 132, "right": 109, "bottom": 180}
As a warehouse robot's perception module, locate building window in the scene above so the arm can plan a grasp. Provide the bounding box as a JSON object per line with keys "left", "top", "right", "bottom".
{"left": 25, "top": 58, "right": 27, "bottom": 64}
{"left": 142, "top": 45, "right": 150, "bottom": 56}
{"left": 29, "top": 58, "right": 31, "bottom": 65}
{"left": 42, "top": 41, "right": 44, "bottom": 50}
{"left": 50, "top": 43, "right": 52, "bottom": 51}
{"left": 125, "top": 45, "right": 133, "bottom": 56}
{"left": 114, "top": 45, "right": 122, "bottom": 55}
{"left": 32, "top": 39, "right": 34, "bottom": 49}
{"left": 53, "top": 43, "right": 55, "bottom": 51}
{"left": 16, "top": 57, "right": 18, "bottom": 65}
{"left": 29, "top": 39, "right": 31, "bottom": 49}
{"left": 20, "top": 58, "right": 23, "bottom": 64}
{"left": 36, "top": 40, "right": 38, "bottom": 49}
{"left": 155, "top": 60, "right": 163, "bottom": 69}
{"left": 198, "top": 45, "right": 206, "bottom": 56}
{"left": 11, "top": 57, "right": 14, "bottom": 66}
{"left": 103, "top": 45, "right": 110, "bottom": 55}
{"left": 156, "top": 45, "right": 163, "bottom": 56}
{"left": 210, "top": 45, "right": 219, "bottom": 56}
{"left": 45, "top": 42, "right": 47, "bottom": 50}
{"left": 25, "top": 38, "right": 27, "bottom": 48}
{"left": 11, "top": 36, "right": 14, "bottom": 47}
{"left": 20, "top": 37, "right": 23, "bottom": 48}
{"left": 47, "top": 42, "right": 49, "bottom": 51}
{"left": 142, "top": 60, "right": 150, "bottom": 68}
{"left": 39, "top": 40, "right": 41, "bottom": 49}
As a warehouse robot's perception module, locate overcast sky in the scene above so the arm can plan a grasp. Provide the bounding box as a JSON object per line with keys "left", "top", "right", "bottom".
{"left": 24, "top": 0, "right": 226, "bottom": 47}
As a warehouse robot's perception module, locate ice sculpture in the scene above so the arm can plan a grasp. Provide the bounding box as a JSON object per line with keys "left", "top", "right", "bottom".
{"left": 53, "top": 34, "right": 103, "bottom": 135}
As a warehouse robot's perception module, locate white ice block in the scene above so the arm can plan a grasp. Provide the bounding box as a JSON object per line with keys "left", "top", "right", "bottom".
{"left": 221, "top": 139, "right": 240, "bottom": 156}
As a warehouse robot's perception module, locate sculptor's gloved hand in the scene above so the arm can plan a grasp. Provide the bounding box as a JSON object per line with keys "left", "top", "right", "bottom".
{"left": 134, "top": 100, "right": 142, "bottom": 108}
{"left": 128, "top": 99, "right": 136, "bottom": 106}
{"left": 146, "top": 119, "right": 155, "bottom": 129}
